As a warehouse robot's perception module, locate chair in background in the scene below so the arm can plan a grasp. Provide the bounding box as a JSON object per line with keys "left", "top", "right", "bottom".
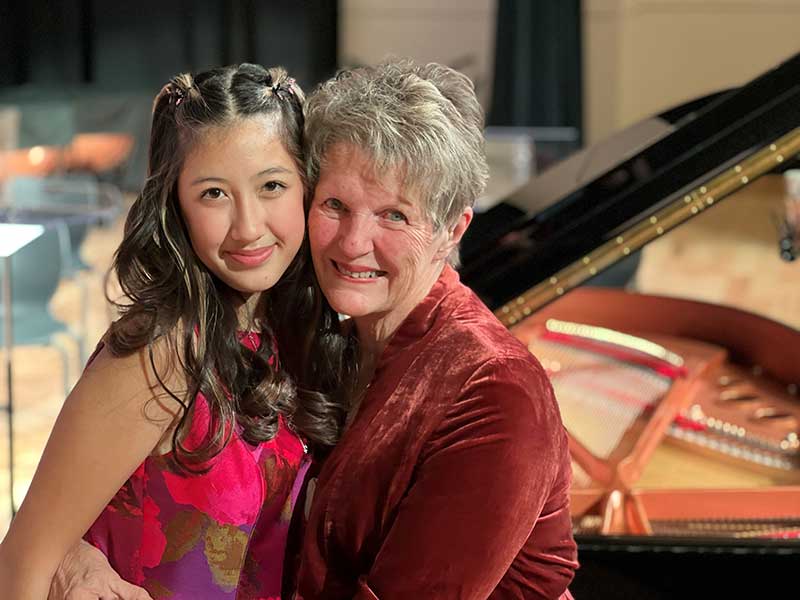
{"left": 6, "top": 173, "right": 125, "bottom": 264}
{"left": 16, "top": 102, "right": 75, "bottom": 149}
{"left": 6, "top": 175, "right": 95, "bottom": 273}
{"left": 0, "top": 227, "right": 77, "bottom": 395}
{"left": 75, "top": 92, "right": 151, "bottom": 192}
{"left": 0, "top": 102, "right": 77, "bottom": 179}
{"left": 4, "top": 174, "right": 124, "bottom": 361}
{"left": 0, "top": 146, "right": 64, "bottom": 180}
{"left": 0, "top": 107, "right": 20, "bottom": 199}
{"left": 0, "top": 107, "right": 20, "bottom": 151}
{"left": 64, "top": 132, "right": 134, "bottom": 176}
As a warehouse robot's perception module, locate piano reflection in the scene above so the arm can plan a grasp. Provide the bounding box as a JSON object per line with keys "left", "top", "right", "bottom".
{"left": 461, "top": 52, "right": 800, "bottom": 597}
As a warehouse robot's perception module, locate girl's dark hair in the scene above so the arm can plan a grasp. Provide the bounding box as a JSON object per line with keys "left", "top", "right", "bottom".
{"left": 108, "top": 63, "right": 349, "bottom": 469}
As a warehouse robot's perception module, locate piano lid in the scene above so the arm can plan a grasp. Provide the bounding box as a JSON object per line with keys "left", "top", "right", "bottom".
{"left": 460, "top": 52, "right": 800, "bottom": 324}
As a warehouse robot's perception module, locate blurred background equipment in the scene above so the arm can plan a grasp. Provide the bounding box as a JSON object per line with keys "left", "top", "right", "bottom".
{"left": 0, "top": 223, "right": 46, "bottom": 516}
{"left": 781, "top": 169, "right": 800, "bottom": 261}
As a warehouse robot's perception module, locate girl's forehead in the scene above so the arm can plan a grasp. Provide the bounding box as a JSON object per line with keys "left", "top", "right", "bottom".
{"left": 184, "top": 118, "right": 287, "bottom": 166}
{"left": 195, "top": 114, "right": 281, "bottom": 147}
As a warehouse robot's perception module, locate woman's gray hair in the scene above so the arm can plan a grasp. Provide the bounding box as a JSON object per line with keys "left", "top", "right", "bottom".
{"left": 304, "top": 58, "right": 489, "bottom": 266}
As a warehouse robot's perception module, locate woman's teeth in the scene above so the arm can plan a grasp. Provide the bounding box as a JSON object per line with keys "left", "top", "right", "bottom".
{"left": 336, "top": 263, "right": 385, "bottom": 279}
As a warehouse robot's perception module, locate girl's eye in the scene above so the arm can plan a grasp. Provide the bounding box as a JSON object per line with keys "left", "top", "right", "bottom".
{"left": 323, "top": 198, "right": 344, "bottom": 211}
{"left": 385, "top": 210, "right": 408, "bottom": 223}
{"left": 201, "top": 187, "right": 226, "bottom": 200}
{"left": 263, "top": 181, "right": 286, "bottom": 193}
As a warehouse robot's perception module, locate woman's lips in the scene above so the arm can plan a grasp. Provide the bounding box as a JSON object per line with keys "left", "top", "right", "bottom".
{"left": 227, "top": 245, "right": 275, "bottom": 267}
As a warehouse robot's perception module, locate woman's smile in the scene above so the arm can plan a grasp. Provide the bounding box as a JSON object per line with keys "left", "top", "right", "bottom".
{"left": 332, "top": 260, "right": 387, "bottom": 281}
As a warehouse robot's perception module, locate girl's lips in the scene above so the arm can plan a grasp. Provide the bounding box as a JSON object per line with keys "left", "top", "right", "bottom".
{"left": 227, "top": 245, "right": 275, "bottom": 267}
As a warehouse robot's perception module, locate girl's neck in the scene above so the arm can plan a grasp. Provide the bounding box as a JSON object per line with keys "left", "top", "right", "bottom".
{"left": 234, "top": 290, "right": 264, "bottom": 330}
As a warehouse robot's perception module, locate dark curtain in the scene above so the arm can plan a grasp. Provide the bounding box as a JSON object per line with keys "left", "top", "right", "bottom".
{"left": 489, "top": 0, "right": 582, "bottom": 140}
{"left": 0, "top": 0, "right": 338, "bottom": 91}
{"left": 0, "top": 0, "right": 337, "bottom": 190}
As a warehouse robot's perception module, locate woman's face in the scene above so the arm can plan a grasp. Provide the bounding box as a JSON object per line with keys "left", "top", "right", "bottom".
{"left": 177, "top": 116, "right": 305, "bottom": 298}
{"left": 308, "top": 143, "right": 469, "bottom": 325}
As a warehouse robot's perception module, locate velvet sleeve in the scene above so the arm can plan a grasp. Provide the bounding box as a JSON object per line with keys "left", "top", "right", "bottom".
{"left": 354, "top": 356, "right": 576, "bottom": 599}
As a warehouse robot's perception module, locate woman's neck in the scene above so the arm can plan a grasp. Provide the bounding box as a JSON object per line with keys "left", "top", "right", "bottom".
{"left": 351, "top": 263, "right": 445, "bottom": 364}
{"left": 353, "top": 316, "right": 397, "bottom": 364}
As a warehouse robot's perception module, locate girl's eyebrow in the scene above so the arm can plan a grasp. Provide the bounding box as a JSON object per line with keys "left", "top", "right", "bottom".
{"left": 255, "top": 166, "right": 294, "bottom": 177}
{"left": 190, "top": 166, "right": 294, "bottom": 186}
{"left": 190, "top": 176, "right": 228, "bottom": 186}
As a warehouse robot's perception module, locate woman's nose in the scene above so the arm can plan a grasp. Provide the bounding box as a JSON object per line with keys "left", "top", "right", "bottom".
{"left": 338, "top": 213, "right": 375, "bottom": 257}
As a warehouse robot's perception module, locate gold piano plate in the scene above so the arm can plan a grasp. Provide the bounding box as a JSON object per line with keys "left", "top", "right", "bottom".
{"left": 512, "top": 287, "right": 800, "bottom": 538}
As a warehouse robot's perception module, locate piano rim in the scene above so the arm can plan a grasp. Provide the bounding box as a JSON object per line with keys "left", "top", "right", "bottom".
{"left": 574, "top": 533, "right": 800, "bottom": 553}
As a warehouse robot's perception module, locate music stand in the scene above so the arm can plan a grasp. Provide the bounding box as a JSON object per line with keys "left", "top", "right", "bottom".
{"left": 0, "top": 223, "right": 45, "bottom": 516}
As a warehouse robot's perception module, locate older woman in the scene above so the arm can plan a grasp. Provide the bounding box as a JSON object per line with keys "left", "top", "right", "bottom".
{"left": 50, "top": 59, "right": 577, "bottom": 600}
{"left": 288, "top": 59, "right": 577, "bottom": 600}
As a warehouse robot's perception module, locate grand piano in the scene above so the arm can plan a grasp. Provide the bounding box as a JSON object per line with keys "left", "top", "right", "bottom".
{"left": 460, "top": 52, "right": 800, "bottom": 597}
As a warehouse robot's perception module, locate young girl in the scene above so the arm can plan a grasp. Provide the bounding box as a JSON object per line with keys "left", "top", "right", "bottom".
{"left": 0, "top": 63, "right": 346, "bottom": 599}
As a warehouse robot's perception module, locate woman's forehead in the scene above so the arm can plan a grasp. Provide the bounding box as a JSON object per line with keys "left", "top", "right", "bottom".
{"left": 319, "top": 143, "right": 420, "bottom": 203}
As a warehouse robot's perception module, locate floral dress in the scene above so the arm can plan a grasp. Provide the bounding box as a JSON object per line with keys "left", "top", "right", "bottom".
{"left": 84, "top": 335, "right": 309, "bottom": 600}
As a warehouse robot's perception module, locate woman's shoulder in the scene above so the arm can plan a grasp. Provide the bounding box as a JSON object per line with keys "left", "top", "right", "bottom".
{"left": 436, "top": 294, "right": 560, "bottom": 424}
{"left": 436, "top": 286, "right": 534, "bottom": 364}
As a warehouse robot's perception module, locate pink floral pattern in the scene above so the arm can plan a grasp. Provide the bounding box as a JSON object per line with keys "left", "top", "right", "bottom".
{"left": 84, "top": 336, "right": 307, "bottom": 600}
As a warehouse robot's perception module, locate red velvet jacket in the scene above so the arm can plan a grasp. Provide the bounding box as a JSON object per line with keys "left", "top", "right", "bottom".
{"left": 295, "top": 266, "right": 578, "bottom": 599}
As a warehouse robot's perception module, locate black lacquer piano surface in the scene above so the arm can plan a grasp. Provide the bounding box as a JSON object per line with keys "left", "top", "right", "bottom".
{"left": 461, "top": 53, "right": 800, "bottom": 598}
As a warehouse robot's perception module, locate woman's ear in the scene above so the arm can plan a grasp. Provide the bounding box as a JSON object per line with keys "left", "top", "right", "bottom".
{"left": 435, "top": 207, "right": 473, "bottom": 259}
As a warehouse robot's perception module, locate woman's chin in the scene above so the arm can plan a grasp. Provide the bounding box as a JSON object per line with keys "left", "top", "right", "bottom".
{"left": 325, "top": 292, "right": 378, "bottom": 320}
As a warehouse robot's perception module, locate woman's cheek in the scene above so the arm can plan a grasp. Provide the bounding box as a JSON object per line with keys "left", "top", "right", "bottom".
{"left": 308, "top": 212, "right": 338, "bottom": 250}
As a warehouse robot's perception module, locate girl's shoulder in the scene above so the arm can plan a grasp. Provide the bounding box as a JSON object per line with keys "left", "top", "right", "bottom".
{"left": 82, "top": 323, "right": 187, "bottom": 430}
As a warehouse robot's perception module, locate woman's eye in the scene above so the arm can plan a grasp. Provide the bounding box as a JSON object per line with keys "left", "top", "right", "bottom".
{"left": 263, "top": 181, "right": 286, "bottom": 193}
{"left": 201, "top": 187, "right": 226, "bottom": 200}
{"left": 323, "top": 198, "right": 344, "bottom": 211}
{"left": 385, "top": 210, "right": 408, "bottom": 223}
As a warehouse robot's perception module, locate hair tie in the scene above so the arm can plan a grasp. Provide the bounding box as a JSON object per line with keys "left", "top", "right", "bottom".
{"left": 169, "top": 85, "right": 186, "bottom": 106}
{"left": 266, "top": 75, "right": 296, "bottom": 99}
{"left": 279, "top": 77, "right": 297, "bottom": 97}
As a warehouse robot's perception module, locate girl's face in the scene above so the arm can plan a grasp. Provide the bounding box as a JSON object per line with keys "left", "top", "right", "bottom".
{"left": 177, "top": 115, "right": 305, "bottom": 302}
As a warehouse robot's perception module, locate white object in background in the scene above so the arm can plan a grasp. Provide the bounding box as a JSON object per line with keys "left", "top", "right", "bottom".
{"left": 0, "top": 223, "right": 45, "bottom": 258}
{"left": 782, "top": 169, "right": 800, "bottom": 200}
{"left": 477, "top": 128, "right": 536, "bottom": 213}
{"left": 0, "top": 222, "right": 45, "bottom": 516}
{"left": 783, "top": 169, "right": 800, "bottom": 230}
